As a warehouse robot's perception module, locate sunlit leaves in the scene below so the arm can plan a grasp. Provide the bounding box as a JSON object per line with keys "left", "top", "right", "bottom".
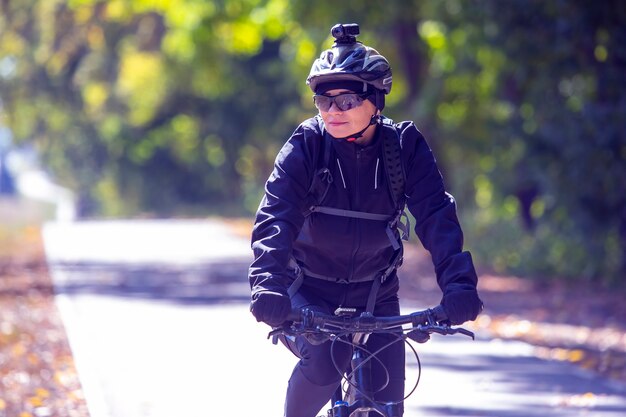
{"left": 419, "top": 20, "right": 447, "bottom": 51}
{"left": 491, "top": 101, "right": 514, "bottom": 123}
{"left": 67, "top": 0, "right": 97, "bottom": 7}
{"left": 170, "top": 114, "right": 200, "bottom": 163}
{"left": 99, "top": 116, "right": 123, "bottom": 144}
{"left": 128, "top": 114, "right": 201, "bottom": 166}
{"left": 162, "top": 29, "right": 196, "bottom": 62}
{"left": 419, "top": 20, "right": 455, "bottom": 75}
{"left": 475, "top": 46, "right": 504, "bottom": 96}
{"left": 117, "top": 50, "right": 167, "bottom": 126}
{"left": 279, "top": 30, "right": 316, "bottom": 77}
{"left": 8, "top": 102, "right": 37, "bottom": 141}
{"left": 103, "top": 0, "right": 132, "bottom": 23}
{"left": 82, "top": 82, "right": 108, "bottom": 116}
{"left": 252, "top": 0, "right": 289, "bottom": 39}
{"left": 217, "top": 20, "right": 264, "bottom": 55}
{"left": 129, "top": 134, "right": 160, "bottom": 165}
{"left": 141, "top": 0, "right": 215, "bottom": 29}
{"left": 94, "top": 175, "right": 128, "bottom": 216}
{"left": 0, "top": 31, "right": 27, "bottom": 57}
{"left": 235, "top": 144, "right": 261, "bottom": 178}
{"left": 436, "top": 100, "right": 467, "bottom": 127}
{"left": 594, "top": 28, "right": 610, "bottom": 63}
{"left": 474, "top": 174, "right": 493, "bottom": 209}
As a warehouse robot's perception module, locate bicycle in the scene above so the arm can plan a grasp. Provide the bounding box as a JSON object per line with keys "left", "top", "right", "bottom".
{"left": 269, "top": 305, "right": 475, "bottom": 417}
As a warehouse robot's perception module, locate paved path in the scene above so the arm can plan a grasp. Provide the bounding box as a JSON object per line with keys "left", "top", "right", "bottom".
{"left": 43, "top": 220, "right": 626, "bottom": 417}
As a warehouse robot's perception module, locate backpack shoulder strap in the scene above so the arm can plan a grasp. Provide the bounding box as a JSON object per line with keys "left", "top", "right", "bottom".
{"left": 380, "top": 117, "right": 406, "bottom": 209}
{"left": 303, "top": 116, "right": 333, "bottom": 217}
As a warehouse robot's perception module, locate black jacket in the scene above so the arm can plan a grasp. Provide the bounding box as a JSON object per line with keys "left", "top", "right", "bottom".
{"left": 249, "top": 116, "right": 477, "bottom": 299}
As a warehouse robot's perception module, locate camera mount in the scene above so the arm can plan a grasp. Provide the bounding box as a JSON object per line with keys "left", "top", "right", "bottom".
{"left": 331, "top": 23, "right": 360, "bottom": 45}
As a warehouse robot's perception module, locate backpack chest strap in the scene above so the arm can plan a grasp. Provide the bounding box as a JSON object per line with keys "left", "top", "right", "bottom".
{"left": 308, "top": 205, "right": 390, "bottom": 221}
{"left": 308, "top": 205, "right": 406, "bottom": 251}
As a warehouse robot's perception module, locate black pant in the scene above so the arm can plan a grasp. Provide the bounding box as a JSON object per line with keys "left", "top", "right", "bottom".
{"left": 282, "top": 276, "right": 405, "bottom": 417}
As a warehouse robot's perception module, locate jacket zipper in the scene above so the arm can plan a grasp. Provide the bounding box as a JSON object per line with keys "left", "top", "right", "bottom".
{"left": 348, "top": 148, "right": 363, "bottom": 282}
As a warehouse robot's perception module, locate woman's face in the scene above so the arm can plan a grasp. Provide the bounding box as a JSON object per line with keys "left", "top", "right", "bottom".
{"left": 317, "top": 89, "right": 378, "bottom": 143}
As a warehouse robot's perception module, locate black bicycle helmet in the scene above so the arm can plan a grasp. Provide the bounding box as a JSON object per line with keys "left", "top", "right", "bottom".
{"left": 307, "top": 23, "right": 393, "bottom": 98}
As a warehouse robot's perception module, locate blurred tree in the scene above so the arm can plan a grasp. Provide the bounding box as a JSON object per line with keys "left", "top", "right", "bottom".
{"left": 0, "top": 0, "right": 624, "bottom": 283}
{"left": 0, "top": 0, "right": 309, "bottom": 216}
{"left": 417, "top": 0, "right": 626, "bottom": 283}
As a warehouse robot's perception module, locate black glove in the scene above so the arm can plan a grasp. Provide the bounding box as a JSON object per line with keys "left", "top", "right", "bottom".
{"left": 250, "top": 291, "right": 291, "bottom": 327}
{"left": 441, "top": 284, "right": 483, "bottom": 325}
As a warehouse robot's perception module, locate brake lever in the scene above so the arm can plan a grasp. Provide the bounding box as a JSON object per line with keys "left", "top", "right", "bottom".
{"left": 268, "top": 327, "right": 282, "bottom": 340}
{"left": 452, "top": 327, "right": 475, "bottom": 340}
{"left": 418, "top": 324, "right": 475, "bottom": 340}
{"left": 268, "top": 323, "right": 299, "bottom": 344}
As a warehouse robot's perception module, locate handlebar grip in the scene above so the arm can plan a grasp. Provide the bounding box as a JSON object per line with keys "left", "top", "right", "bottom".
{"left": 286, "top": 309, "right": 303, "bottom": 322}
{"left": 432, "top": 305, "right": 448, "bottom": 322}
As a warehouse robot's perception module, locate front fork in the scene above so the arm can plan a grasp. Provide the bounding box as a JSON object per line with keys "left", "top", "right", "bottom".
{"left": 327, "top": 348, "right": 401, "bottom": 417}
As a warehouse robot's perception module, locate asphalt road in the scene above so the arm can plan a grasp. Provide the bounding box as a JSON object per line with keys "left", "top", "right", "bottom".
{"left": 43, "top": 219, "right": 626, "bottom": 417}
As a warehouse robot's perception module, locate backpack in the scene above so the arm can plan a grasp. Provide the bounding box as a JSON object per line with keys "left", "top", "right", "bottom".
{"left": 304, "top": 115, "right": 410, "bottom": 251}
{"left": 284, "top": 115, "right": 410, "bottom": 315}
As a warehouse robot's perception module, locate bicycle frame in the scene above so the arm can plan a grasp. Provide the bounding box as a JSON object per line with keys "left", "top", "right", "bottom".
{"left": 269, "top": 306, "right": 475, "bottom": 417}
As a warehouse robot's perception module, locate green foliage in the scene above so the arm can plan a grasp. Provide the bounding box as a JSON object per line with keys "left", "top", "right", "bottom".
{"left": 0, "top": 0, "right": 305, "bottom": 216}
{"left": 0, "top": 0, "right": 624, "bottom": 283}
{"left": 421, "top": 0, "right": 626, "bottom": 284}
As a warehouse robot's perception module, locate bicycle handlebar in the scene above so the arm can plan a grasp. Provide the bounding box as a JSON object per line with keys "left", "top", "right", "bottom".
{"left": 271, "top": 305, "right": 475, "bottom": 340}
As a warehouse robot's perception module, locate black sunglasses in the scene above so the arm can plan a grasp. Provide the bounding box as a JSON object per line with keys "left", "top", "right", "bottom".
{"left": 313, "top": 92, "right": 368, "bottom": 112}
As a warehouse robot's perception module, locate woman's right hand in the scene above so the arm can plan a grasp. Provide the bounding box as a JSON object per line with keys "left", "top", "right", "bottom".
{"left": 250, "top": 291, "right": 292, "bottom": 327}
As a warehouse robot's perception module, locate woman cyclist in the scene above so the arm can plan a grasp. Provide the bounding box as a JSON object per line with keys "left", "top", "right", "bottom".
{"left": 249, "top": 23, "right": 483, "bottom": 417}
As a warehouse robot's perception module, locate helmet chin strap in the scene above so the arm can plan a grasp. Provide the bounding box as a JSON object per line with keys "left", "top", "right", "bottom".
{"left": 338, "top": 114, "right": 381, "bottom": 142}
